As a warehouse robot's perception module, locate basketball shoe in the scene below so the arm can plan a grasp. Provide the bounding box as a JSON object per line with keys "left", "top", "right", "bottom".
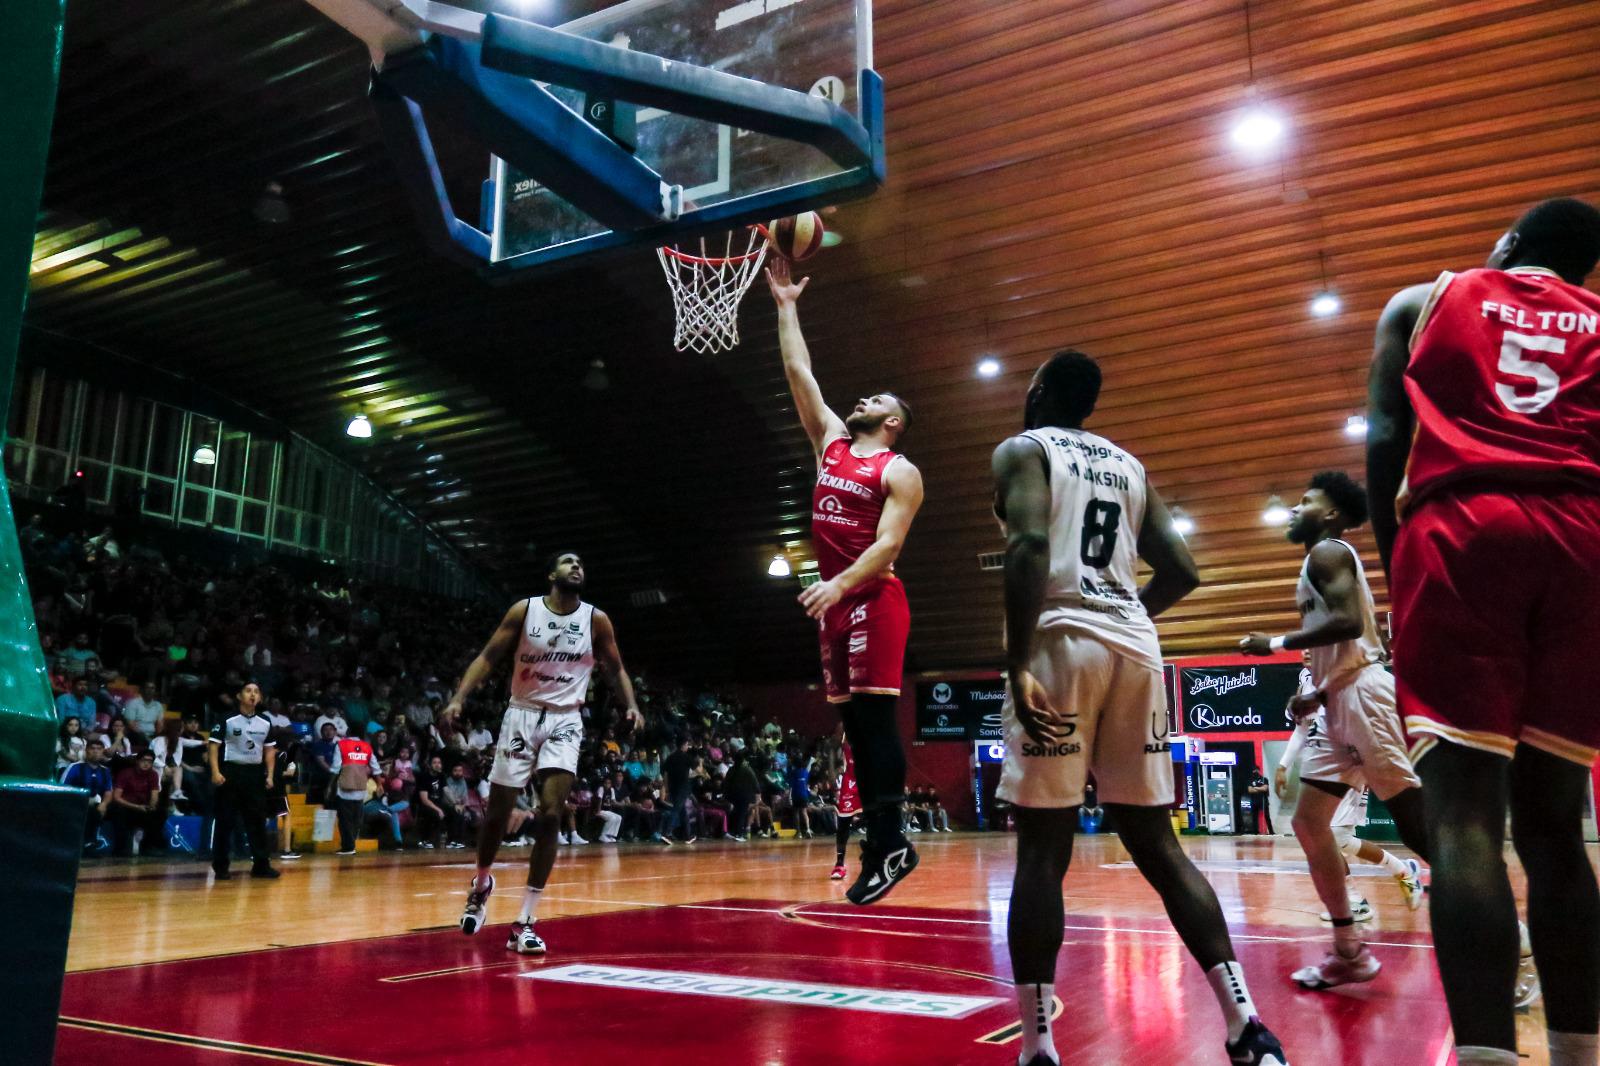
{"left": 1318, "top": 896, "right": 1373, "bottom": 922}
{"left": 1397, "top": 858, "right": 1424, "bottom": 911}
{"left": 830, "top": 864, "right": 846, "bottom": 880}
{"left": 1292, "top": 946, "right": 1380, "bottom": 990}
{"left": 1225, "top": 1018, "right": 1291, "bottom": 1065}
{"left": 460, "top": 874, "right": 494, "bottom": 935}
{"left": 845, "top": 839, "right": 918, "bottom": 905}
{"left": 507, "top": 922, "right": 546, "bottom": 956}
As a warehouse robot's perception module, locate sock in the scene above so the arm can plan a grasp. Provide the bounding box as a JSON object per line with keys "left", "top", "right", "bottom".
{"left": 1455, "top": 1049, "right": 1518, "bottom": 1065}
{"left": 1518, "top": 919, "right": 1533, "bottom": 958}
{"left": 1549, "top": 1031, "right": 1600, "bottom": 1066}
{"left": 1331, "top": 916, "right": 1361, "bottom": 958}
{"left": 517, "top": 886, "right": 542, "bottom": 924}
{"left": 1015, "top": 982, "right": 1057, "bottom": 1063}
{"left": 473, "top": 866, "right": 493, "bottom": 892}
{"left": 1378, "top": 849, "right": 1411, "bottom": 878}
{"left": 1204, "top": 961, "right": 1256, "bottom": 1043}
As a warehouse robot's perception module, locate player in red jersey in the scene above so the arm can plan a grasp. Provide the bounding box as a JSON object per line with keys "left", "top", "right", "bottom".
{"left": 766, "top": 256, "right": 925, "bottom": 904}
{"left": 1368, "top": 197, "right": 1600, "bottom": 1066}
{"left": 830, "top": 732, "right": 862, "bottom": 880}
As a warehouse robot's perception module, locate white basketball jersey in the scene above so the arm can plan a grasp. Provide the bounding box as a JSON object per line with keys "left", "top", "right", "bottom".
{"left": 1022, "top": 427, "right": 1160, "bottom": 667}
{"left": 509, "top": 597, "right": 595, "bottom": 713}
{"left": 1296, "top": 539, "right": 1385, "bottom": 692}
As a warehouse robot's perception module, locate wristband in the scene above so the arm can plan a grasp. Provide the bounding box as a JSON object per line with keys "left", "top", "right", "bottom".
{"left": 1269, "top": 635, "right": 1287, "bottom": 652}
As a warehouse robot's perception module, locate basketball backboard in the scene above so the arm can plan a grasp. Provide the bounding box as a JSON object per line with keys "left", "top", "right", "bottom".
{"left": 488, "top": 0, "right": 875, "bottom": 268}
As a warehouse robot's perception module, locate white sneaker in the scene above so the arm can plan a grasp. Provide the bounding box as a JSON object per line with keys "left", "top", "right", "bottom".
{"left": 1293, "top": 946, "right": 1381, "bottom": 990}
{"left": 1515, "top": 951, "right": 1541, "bottom": 1009}
{"left": 558, "top": 832, "right": 571, "bottom": 845}
{"left": 132, "top": 830, "right": 143, "bottom": 856}
{"left": 1397, "top": 859, "right": 1425, "bottom": 911}
{"left": 1319, "top": 897, "right": 1374, "bottom": 922}
{"left": 570, "top": 834, "right": 589, "bottom": 845}
{"left": 598, "top": 835, "right": 618, "bottom": 843}
{"left": 506, "top": 921, "right": 546, "bottom": 956}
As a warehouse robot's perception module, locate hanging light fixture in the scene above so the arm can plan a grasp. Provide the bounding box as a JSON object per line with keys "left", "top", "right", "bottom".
{"left": 345, "top": 413, "right": 373, "bottom": 438}
{"left": 191, "top": 444, "right": 217, "bottom": 465}
{"left": 1227, "top": 3, "right": 1287, "bottom": 156}
{"left": 1261, "top": 495, "right": 1291, "bottom": 525}
{"left": 976, "top": 357, "right": 1001, "bottom": 378}
{"left": 767, "top": 555, "right": 791, "bottom": 578}
{"left": 583, "top": 359, "right": 610, "bottom": 391}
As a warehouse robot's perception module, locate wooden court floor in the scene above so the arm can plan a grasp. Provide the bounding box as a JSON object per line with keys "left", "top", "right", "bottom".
{"left": 61, "top": 833, "right": 1566, "bottom": 1065}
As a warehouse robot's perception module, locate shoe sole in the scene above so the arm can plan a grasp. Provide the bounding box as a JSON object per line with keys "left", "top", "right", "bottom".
{"left": 507, "top": 940, "right": 547, "bottom": 955}
{"left": 846, "top": 847, "right": 920, "bottom": 906}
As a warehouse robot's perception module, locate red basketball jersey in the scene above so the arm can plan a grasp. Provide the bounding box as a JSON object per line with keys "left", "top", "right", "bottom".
{"left": 1403, "top": 266, "right": 1600, "bottom": 511}
{"left": 812, "top": 437, "right": 904, "bottom": 585}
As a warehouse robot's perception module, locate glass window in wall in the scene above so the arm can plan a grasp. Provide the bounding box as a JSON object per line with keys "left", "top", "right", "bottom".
{"left": 116, "top": 398, "right": 151, "bottom": 469}
{"left": 80, "top": 390, "right": 119, "bottom": 462}
{"left": 6, "top": 370, "right": 36, "bottom": 441}
{"left": 245, "top": 438, "right": 276, "bottom": 500}
{"left": 36, "top": 375, "right": 78, "bottom": 452}
{"left": 144, "top": 478, "right": 175, "bottom": 518}
{"left": 148, "top": 404, "right": 182, "bottom": 478}
{"left": 217, "top": 428, "right": 248, "bottom": 496}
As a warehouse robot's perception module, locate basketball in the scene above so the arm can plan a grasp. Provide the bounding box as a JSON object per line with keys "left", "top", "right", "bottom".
{"left": 765, "top": 211, "right": 826, "bottom": 261}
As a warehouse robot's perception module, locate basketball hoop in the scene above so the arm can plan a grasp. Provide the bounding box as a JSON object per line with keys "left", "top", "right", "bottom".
{"left": 657, "top": 226, "right": 770, "bottom": 354}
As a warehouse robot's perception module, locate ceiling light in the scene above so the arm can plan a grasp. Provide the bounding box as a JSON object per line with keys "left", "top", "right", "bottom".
{"left": 345, "top": 414, "right": 373, "bottom": 438}
{"left": 1170, "top": 507, "right": 1195, "bottom": 536}
{"left": 976, "top": 358, "right": 1001, "bottom": 378}
{"left": 1344, "top": 414, "right": 1368, "bottom": 438}
{"left": 1230, "top": 109, "right": 1285, "bottom": 153}
{"left": 1261, "top": 495, "right": 1291, "bottom": 526}
{"left": 1310, "top": 292, "right": 1342, "bottom": 317}
{"left": 767, "top": 555, "right": 791, "bottom": 578}
{"left": 253, "top": 181, "right": 291, "bottom": 225}
{"left": 583, "top": 358, "right": 610, "bottom": 391}
{"left": 192, "top": 445, "right": 217, "bottom": 466}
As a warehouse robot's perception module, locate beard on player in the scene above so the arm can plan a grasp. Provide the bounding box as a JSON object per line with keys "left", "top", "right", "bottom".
{"left": 845, "top": 408, "right": 890, "bottom": 435}
{"left": 545, "top": 552, "right": 585, "bottom": 593}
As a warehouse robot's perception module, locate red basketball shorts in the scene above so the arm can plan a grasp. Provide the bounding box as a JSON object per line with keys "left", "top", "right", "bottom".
{"left": 818, "top": 579, "right": 910, "bottom": 704}
{"left": 1393, "top": 487, "right": 1600, "bottom": 766}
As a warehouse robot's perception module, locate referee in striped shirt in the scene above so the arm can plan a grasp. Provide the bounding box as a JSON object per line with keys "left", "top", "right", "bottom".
{"left": 209, "top": 680, "right": 280, "bottom": 880}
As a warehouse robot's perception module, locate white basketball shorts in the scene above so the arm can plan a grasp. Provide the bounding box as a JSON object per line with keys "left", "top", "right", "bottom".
{"left": 488, "top": 706, "right": 583, "bottom": 790}
{"left": 1299, "top": 665, "right": 1420, "bottom": 801}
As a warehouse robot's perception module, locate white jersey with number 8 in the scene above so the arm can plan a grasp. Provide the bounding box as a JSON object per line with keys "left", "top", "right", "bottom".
{"left": 1018, "top": 427, "right": 1160, "bottom": 668}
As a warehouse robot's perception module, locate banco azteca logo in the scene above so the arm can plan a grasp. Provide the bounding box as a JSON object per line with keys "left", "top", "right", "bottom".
{"left": 819, "top": 496, "right": 844, "bottom": 514}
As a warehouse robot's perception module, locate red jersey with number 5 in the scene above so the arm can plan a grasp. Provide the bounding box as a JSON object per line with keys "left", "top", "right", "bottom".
{"left": 1403, "top": 266, "right": 1600, "bottom": 511}
{"left": 812, "top": 437, "right": 904, "bottom": 587}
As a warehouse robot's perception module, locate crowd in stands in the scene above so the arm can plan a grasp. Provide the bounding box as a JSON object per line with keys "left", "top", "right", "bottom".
{"left": 24, "top": 505, "right": 952, "bottom": 860}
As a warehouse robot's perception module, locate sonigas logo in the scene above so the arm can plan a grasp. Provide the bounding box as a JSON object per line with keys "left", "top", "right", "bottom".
{"left": 1188, "top": 669, "right": 1258, "bottom": 698}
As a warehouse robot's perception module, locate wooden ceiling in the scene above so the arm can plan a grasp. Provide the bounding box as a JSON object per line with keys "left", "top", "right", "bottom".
{"left": 27, "top": 0, "right": 1600, "bottom": 679}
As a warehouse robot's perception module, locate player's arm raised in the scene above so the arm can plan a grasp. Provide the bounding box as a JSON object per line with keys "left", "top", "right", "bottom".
{"left": 1367, "top": 283, "right": 1429, "bottom": 580}
{"left": 992, "top": 435, "right": 1068, "bottom": 744}
{"left": 799, "top": 458, "right": 924, "bottom": 620}
{"left": 1136, "top": 479, "right": 1200, "bottom": 618}
{"left": 591, "top": 609, "right": 644, "bottom": 731}
{"left": 765, "top": 256, "right": 847, "bottom": 455}
{"left": 1240, "top": 541, "right": 1363, "bottom": 656}
{"left": 444, "top": 600, "right": 528, "bottom": 721}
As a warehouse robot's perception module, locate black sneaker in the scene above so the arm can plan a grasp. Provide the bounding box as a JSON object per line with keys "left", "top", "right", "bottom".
{"left": 250, "top": 866, "right": 281, "bottom": 879}
{"left": 1020, "top": 1055, "right": 1060, "bottom": 1066}
{"left": 213, "top": 869, "right": 232, "bottom": 881}
{"left": 1226, "top": 1018, "right": 1289, "bottom": 1065}
{"left": 845, "top": 839, "right": 918, "bottom": 905}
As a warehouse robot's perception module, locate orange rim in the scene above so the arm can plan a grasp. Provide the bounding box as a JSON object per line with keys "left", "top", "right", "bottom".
{"left": 659, "top": 223, "right": 772, "bottom": 265}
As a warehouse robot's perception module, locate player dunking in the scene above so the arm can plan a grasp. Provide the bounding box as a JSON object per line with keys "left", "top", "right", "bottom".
{"left": 994, "top": 351, "right": 1287, "bottom": 1066}
{"left": 1367, "top": 198, "right": 1600, "bottom": 1066}
{"left": 1237, "top": 471, "right": 1431, "bottom": 989}
{"left": 766, "top": 256, "right": 925, "bottom": 904}
{"left": 449, "top": 552, "right": 642, "bottom": 955}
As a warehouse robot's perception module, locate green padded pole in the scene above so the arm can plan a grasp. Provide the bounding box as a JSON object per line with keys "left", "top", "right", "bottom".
{"left": 0, "top": 0, "right": 66, "bottom": 779}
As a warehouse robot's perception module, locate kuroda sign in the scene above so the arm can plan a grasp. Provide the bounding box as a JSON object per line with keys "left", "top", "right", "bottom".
{"left": 1178, "top": 665, "right": 1301, "bottom": 734}
{"left": 523, "top": 964, "right": 1004, "bottom": 1018}
{"left": 915, "top": 680, "right": 1005, "bottom": 741}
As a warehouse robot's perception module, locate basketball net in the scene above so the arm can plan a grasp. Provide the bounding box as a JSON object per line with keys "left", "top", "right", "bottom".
{"left": 657, "top": 226, "right": 770, "bottom": 354}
